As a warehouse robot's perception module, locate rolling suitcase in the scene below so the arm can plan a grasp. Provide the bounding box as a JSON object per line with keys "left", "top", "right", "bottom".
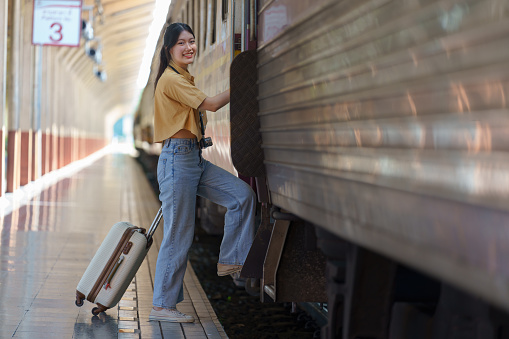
{"left": 75, "top": 208, "right": 163, "bottom": 315}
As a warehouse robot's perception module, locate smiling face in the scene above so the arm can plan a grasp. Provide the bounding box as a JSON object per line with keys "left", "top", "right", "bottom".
{"left": 169, "top": 30, "right": 197, "bottom": 70}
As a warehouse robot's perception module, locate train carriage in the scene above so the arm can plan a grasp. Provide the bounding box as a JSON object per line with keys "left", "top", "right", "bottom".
{"left": 134, "top": 0, "right": 509, "bottom": 338}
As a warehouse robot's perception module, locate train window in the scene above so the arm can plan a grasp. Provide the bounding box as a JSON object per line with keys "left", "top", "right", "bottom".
{"left": 211, "top": 0, "right": 217, "bottom": 45}
{"left": 203, "top": 0, "right": 208, "bottom": 49}
{"left": 194, "top": 0, "right": 200, "bottom": 49}
{"left": 222, "top": 0, "right": 228, "bottom": 21}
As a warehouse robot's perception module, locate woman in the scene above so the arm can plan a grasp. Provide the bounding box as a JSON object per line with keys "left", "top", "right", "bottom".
{"left": 149, "top": 23, "right": 256, "bottom": 323}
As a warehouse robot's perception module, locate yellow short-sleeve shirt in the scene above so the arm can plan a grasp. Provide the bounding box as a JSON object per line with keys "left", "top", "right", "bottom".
{"left": 153, "top": 61, "right": 208, "bottom": 143}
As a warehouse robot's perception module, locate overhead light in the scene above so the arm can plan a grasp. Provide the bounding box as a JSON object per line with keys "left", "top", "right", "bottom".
{"left": 81, "top": 19, "right": 94, "bottom": 41}
{"left": 93, "top": 65, "right": 107, "bottom": 82}
{"left": 96, "top": 69, "right": 107, "bottom": 82}
{"left": 83, "top": 1, "right": 105, "bottom": 81}
{"left": 85, "top": 39, "right": 102, "bottom": 64}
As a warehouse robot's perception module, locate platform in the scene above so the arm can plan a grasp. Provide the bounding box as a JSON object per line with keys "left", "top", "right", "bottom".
{"left": 0, "top": 146, "right": 227, "bottom": 339}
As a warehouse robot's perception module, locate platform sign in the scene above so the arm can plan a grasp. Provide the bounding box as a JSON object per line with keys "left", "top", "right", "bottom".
{"left": 32, "top": 0, "right": 82, "bottom": 47}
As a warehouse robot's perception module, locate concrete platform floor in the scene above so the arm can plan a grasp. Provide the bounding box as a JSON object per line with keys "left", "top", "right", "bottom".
{"left": 0, "top": 146, "right": 227, "bottom": 339}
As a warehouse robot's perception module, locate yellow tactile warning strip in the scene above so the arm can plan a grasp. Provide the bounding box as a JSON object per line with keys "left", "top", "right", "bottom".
{"left": 118, "top": 279, "right": 139, "bottom": 337}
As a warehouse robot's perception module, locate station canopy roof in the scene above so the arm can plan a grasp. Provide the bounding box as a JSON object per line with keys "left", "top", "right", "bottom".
{"left": 58, "top": 0, "right": 161, "bottom": 115}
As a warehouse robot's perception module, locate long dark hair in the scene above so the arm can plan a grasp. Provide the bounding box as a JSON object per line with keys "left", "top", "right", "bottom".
{"left": 154, "top": 23, "right": 195, "bottom": 91}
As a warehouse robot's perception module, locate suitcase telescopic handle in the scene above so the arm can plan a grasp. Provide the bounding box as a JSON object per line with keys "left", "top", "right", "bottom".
{"left": 146, "top": 207, "right": 163, "bottom": 243}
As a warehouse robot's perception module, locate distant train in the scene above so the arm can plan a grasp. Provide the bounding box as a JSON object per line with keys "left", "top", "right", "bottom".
{"left": 134, "top": 1, "right": 509, "bottom": 338}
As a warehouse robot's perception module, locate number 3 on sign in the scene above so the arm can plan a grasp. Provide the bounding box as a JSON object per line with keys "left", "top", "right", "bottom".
{"left": 49, "top": 22, "right": 63, "bottom": 42}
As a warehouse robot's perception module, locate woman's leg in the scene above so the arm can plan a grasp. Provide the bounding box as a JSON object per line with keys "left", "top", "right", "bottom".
{"left": 197, "top": 160, "right": 256, "bottom": 267}
{"left": 153, "top": 140, "right": 201, "bottom": 309}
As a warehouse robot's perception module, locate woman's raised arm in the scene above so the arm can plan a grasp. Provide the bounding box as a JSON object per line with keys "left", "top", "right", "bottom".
{"left": 198, "top": 89, "right": 230, "bottom": 112}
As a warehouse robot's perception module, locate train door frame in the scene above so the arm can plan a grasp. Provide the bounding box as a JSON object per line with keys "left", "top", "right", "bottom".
{"left": 243, "top": 0, "right": 257, "bottom": 51}
{"left": 232, "top": 0, "right": 257, "bottom": 59}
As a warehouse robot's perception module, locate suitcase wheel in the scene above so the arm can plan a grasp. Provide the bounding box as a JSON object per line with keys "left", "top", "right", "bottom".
{"left": 92, "top": 307, "right": 102, "bottom": 316}
{"left": 75, "top": 298, "right": 84, "bottom": 307}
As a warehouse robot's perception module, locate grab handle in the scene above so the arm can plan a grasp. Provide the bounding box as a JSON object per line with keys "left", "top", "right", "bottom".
{"left": 146, "top": 208, "right": 163, "bottom": 244}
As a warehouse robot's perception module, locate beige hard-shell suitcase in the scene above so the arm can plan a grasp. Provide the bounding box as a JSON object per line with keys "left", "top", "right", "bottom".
{"left": 75, "top": 208, "right": 162, "bottom": 315}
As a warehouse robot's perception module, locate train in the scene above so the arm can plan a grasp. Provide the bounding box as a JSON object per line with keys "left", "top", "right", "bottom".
{"left": 134, "top": 0, "right": 509, "bottom": 338}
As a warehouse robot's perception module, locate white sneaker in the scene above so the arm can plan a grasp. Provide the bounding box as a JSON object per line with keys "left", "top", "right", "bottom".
{"left": 149, "top": 308, "right": 195, "bottom": 323}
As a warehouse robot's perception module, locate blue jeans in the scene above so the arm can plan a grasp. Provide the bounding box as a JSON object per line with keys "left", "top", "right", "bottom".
{"left": 153, "top": 138, "right": 256, "bottom": 308}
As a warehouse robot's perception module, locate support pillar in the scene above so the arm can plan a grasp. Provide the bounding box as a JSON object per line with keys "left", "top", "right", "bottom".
{"left": 65, "top": 135, "right": 71, "bottom": 166}
{"left": 41, "top": 132, "right": 48, "bottom": 175}
{"left": 6, "top": 0, "right": 22, "bottom": 192}
{"left": 58, "top": 134, "right": 64, "bottom": 168}
{"left": 0, "top": 130, "right": 4, "bottom": 194}
{"left": 7, "top": 130, "right": 21, "bottom": 192}
{"left": 71, "top": 130, "right": 77, "bottom": 163}
{"left": 51, "top": 132, "right": 58, "bottom": 171}
{"left": 0, "top": 0, "right": 7, "bottom": 195}
{"left": 19, "top": 129, "right": 32, "bottom": 186}
{"left": 31, "top": 130, "right": 40, "bottom": 181}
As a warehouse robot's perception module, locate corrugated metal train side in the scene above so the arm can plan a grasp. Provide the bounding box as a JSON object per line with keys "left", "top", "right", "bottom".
{"left": 256, "top": 0, "right": 509, "bottom": 337}
{"left": 135, "top": 0, "right": 509, "bottom": 337}
{"left": 258, "top": 0, "right": 509, "bottom": 312}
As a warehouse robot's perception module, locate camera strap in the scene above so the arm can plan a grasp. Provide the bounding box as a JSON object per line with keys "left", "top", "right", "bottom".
{"left": 168, "top": 65, "right": 207, "bottom": 138}
{"left": 199, "top": 111, "right": 206, "bottom": 137}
